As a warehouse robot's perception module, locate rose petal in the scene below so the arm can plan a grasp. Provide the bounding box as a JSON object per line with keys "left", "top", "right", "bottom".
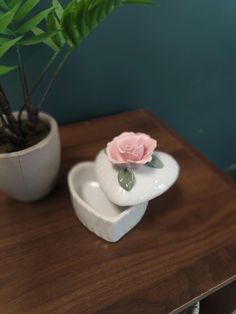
{"left": 106, "top": 132, "right": 157, "bottom": 166}
{"left": 120, "top": 147, "right": 144, "bottom": 162}
{"left": 106, "top": 143, "right": 124, "bottom": 164}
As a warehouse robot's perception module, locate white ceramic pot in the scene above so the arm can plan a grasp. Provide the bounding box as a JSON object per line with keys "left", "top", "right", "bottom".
{"left": 0, "top": 112, "right": 61, "bottom": 201}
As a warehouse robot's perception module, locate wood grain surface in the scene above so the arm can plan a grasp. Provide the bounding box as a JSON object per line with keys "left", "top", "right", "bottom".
{"left": 0, "top": 109, "right": 236, "bottom": 314}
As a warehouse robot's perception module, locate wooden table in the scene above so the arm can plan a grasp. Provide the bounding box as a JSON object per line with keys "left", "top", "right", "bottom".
{"left": 0, "top": 110, "right": 236, "bottom": 314}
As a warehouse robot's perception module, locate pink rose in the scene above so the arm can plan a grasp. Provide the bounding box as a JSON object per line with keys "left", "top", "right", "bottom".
{"left": 106, "top": 132, "right": 157, "bottom": 166}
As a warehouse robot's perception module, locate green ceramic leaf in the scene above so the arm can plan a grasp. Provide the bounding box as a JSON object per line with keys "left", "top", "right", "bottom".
{"left": 118, "top": 167, "right": 135, "bottom": 191}
{"left": 147, "top": 154, "right": 164, "bottom": 168}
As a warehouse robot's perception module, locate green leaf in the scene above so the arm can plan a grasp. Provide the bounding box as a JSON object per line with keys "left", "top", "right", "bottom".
{"left": 0, "top": 2, "right": 20, "bottom": 33}
{"left": 74, "top": 0, "right": 121, "bottom": 39}
{"left": 47, "top": 12, "right": 64, "bottom": 48}
{"left": 62, "top": 0, "right": 80, "bottom": 46}
{"left": 17, "top": 7, "right": 55, "bottom": 34}
{"left": 0, "top": 27, "right": 14, "bottom": 35}
{"left": 75, "top": 0, "right": 89, "bottom": 38}
{"left": 0, "top": 35, "right": 23, "bottom": 57}
{"left": 92, "top": 0, "right": 110, "bottom": 24}
{"left": 0, "top": 36, "right": 10, "bottom": 44}
{"left": 14, "top": 0, "right": 40, "bottom": 21}
{"left": 118, "top": 167, "right": 136, "bottom": 191}
{"left": 20, "top": 30, "right": 59, "bottom": 46}
{"left": 105, "top": 0, "right": 121, "bottom": 15}
{"left": 86, "top": 0, "right": 109, "bottom": 30}
{"left": 31, "top": 27, "right": 60, "bottom": 52}
{"left": 147, "top": 154, "right": 164, "bottom": 168}
{"left": 53, "top": 0, "right": 64, "bottom": 19}
{"left": 0, "top": 64, "right": 17, "bottom": 75}
{"left": 86, "top": 1, "right": 100, "bottom": 29}
{"left": 9, "top": 0, "right": 22, "bottom": 8}
{"left": 61, "top": 0, "right": 152, "bottom": 48}
{"left": 0, "top": 1, "right": 9, "bottom": 11}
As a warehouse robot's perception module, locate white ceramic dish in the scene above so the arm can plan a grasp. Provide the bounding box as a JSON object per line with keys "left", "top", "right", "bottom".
{"left": 68, "top": 162, "right": 148, "bottom": 242}
{"left": 95, "top": 150, "right": 180, "bottom": 206}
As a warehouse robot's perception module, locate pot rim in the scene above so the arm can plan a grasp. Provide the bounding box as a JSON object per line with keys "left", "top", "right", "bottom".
{"left": 0, "top": 112, "right": 58, "bottom": 158}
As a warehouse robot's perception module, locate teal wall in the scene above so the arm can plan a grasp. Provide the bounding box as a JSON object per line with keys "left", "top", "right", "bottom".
{"left": 2, "top": 0, "right": 236, "bottom": 169}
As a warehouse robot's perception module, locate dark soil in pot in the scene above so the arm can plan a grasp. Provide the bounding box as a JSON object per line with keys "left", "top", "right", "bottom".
{"left": 0, "top": 120, "right": 50, "bottom": 153}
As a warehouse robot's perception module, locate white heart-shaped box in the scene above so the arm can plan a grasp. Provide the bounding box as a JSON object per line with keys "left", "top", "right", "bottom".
{"left": 68, "top": 150, "right": 179, "bottom": 242}
{"left": 68, "top": 162, "right": 148, "bottom": 242}
{"left": 95, "top": 150, "right": 180, "bottom": 206}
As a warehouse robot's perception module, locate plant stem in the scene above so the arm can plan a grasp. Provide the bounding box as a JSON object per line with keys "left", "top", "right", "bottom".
{"left": 0, "top": 126, "right": 21, "bottom": 146}
{"left": 0, "top": 112, "right": 12, "bottom": 133}
{"left": 0, "top": 84, "right": 20, "bottom": 137}
{"left": 0, "top": 110, "right": 10, "bottom": 129}
{"left": 18, "top": 51, "right": 59, "bottom": 124}
{"left": 31, "top": 51, "right": 59, "bottom": 97}
{"left": 36, "top": 49, "right": 73, "bottom": 113}
{"left": 16, "top": 44, "right": 34, "bottom": 121}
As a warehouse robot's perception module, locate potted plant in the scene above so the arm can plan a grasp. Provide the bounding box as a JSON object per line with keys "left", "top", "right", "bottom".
{"left": 0, "top": 0, "right": 154, "bottom": 201}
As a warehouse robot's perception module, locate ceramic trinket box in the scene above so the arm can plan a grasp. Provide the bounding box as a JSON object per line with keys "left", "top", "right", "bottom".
{"left": 68, "top": 132, "right": 180, "bottom": 242}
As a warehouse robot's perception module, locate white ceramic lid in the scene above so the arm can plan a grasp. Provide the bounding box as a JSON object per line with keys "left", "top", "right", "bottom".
{"left": 95, "top": 149, "right": 180, "bottom": 206}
